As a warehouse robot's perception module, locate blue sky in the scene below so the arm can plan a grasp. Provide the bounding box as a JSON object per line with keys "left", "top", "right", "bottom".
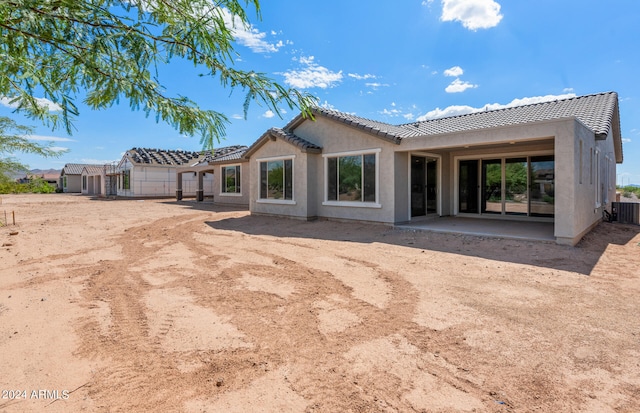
{"left": 3, "top": 0, "right": 640, "bottom": 185}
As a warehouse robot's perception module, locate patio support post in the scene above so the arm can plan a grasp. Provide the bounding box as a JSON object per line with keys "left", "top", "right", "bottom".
{"left": 196, "top": 171, "right": 204, "bottom": 202}
{"left": 176, "top": 172, "right": 183, "bottom": 201}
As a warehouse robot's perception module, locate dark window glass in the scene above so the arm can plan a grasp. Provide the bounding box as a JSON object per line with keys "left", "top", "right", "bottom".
{"left": 260, "top": 162, "right": 267, "bottom": 199}
{"left": 327, "top": 154, "right": 376, "bottom": 202}
{"left": 327, "top": 157, "right": 337, "bottom": 201}
{"left": 363, "top": 154, "right": 376, "bottom": 202}
{"left": 284, "top": 159, "right": 293, "bottom": 200}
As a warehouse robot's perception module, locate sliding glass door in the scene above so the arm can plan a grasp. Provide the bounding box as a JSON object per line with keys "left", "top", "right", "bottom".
{"left": 505, "top": 158, "right": 528, "bottom": 215}
{"left": 482, "top": 159, "right": 502, "bottom": 214}
{"left": 459, "top": 160, "right": 479, "bottom": 213}
{"left": 459, "top": 156, "right": 554, "bottom": 217}
{"left": 411, "top": 156, "right": 439, "bottom": 217}
{"left": 529, "top": 156, "right": 554, "bottom": 217}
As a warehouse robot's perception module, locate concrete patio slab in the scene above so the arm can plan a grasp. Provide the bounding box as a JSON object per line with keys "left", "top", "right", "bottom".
{"left": 396, "top": 216, "right": 555, "bottom": 242}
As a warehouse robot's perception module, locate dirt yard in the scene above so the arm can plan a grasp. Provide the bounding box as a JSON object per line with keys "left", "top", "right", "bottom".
{"left": 1, "top": 194, "right": 639, "bottom": 412}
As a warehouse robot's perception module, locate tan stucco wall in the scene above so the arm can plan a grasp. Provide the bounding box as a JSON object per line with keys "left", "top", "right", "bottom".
{"left": 63, "top": 174, "right": 82, "bottom": 193}
{"left": 248, "top": 115, "right": 619, "bottom": 245}
{"left": 212, "top": 162, "right": 250, "bottom": 207}
{"left": 555, "top": 120, "right": 618, "bottom": 245}
{"left": 249, "top": 139, "right": 311, "bottom": 219}
{"left": 297, "top": 116, "right": 399, "bottom": 224}
{"left": 81, "top": 172, "right": 106, "bottom": 196}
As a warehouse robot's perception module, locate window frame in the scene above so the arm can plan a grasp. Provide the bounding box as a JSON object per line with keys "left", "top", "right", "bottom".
{"left": 256, "top": 155, "right": 295, "bottom": 205}
{"left": 122, "top": 170, "right": 130, "bottom": 190}
{"left": 322, "top": 148, "right": 381, "bottom": 208}
{"left": 220, "top": 164, "right": 242, "bottom": 196}
{"left": 595, "top": 148, "right": 601, "bottom": 208}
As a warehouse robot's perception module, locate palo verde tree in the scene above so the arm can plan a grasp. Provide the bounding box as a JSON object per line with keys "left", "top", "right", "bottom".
{"left": 0, "top": 0, "right": 317, "bottom": 149}
{"left": 0, "top": 116, "right": 63, "bottom": 180}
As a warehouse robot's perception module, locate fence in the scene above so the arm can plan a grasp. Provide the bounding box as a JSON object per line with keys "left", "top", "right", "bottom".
{"left": 612, "top": 202, "right": 640, "bottom": 225}
{"left": 1, "top": 210, "right": 15, "bottom": 226}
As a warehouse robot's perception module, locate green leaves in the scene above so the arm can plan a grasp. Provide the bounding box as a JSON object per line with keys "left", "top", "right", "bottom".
{"left": 0, "top": 116, "right": 65, "bottom": 178}
{"left": 0, "top": 0, "right": 318, "bottom": 148}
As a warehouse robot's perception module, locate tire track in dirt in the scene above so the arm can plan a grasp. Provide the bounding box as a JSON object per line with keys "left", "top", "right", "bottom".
{"left": 70, "top": 212, "right": 493, "bottom": 412}
{"left": 174, "top": 225, "right": 490, "bottom": 411}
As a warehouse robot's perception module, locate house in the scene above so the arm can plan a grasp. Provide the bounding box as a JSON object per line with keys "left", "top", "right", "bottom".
{"left": 243, "top": 92, "right": 623, "bottom": 246}
{"left": 115, "top": 148, "right": 208, "bottom": 197}
{"left": 59, "top": 163, "right": 102, "bottom": 193}
{"left": 17, "top": 171, "right": 60, "bottom": 189}
{"left": 81, "top": 164, "right": 118, "bottom": 197}
{"left": 175, "top": 145, "right": 249, "bottom": 206}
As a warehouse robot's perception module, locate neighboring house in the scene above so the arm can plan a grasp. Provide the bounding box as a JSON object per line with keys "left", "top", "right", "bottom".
{"left": 116, "top": 148, "right": 210, "bottom": 197}
{"left": 244, "top": 92, "right": 623, "bottom": 246}
{"left": 176, "top": 145, "right": 249, "bottom": 206}
{"left": 81, "top": 164, "right": 118, "bottom": 197}
{"left": 60, "top": 163, "right": 101, "bottom": 193}
{"left": 18, "top": 171, "right": 60, "bottom": 189}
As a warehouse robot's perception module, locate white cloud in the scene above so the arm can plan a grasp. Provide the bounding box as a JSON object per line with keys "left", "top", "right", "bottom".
{"left": 348, "top": 73, "right": 377, "bottom": 80}
{"left": 365, "top": 82, "right": 390, "bottom": 89}
{"left": 231, "top": 113, "right": 244, "bottom": 120}
{"left": 417, "top": 93, "right": 577, "bottom": 121}
{"left": 262, "top": 110, "right": 275, "bottom": 119}
{"left": 378, "top": 103, "right": 416, "bottom": 120}
{"left": 622, "top": 138, "right": 632, "bottom": 143}
{"left": 440, "top": 0, "right": 503, "bottom": 30}
{"left": 1, "top": 96, "right": 62, "bottom": 111}
{"left": 220, "top": 8, "right": 283, "bottom": 53}
{"left": 320, "top": 101, "right": 337, "bottom": 111}
{"left": 445, "top": 78, "right": 478, "bottom": 93}
{"left": 26, "top": 135, "right": 75, "bottom": 142}
{"left": 281, "top": 56, "right": 343, "bottom": 89}
{"left": 381, "top": 108, "right": 402, "bottom": 116}
{"left": 50, "top": 146, "right": 68, "bottom": 152}
{"left": 444, "top": 66, "right": 464, "bottom": 77}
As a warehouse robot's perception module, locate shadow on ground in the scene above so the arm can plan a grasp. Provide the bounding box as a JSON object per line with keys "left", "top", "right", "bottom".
{"left": 205, "top": 214, "right": 640, "bottom": 276}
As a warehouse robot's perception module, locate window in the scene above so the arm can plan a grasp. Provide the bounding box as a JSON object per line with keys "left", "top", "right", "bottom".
{"left": 63, "top": 176, "right": 67, "bottom": 188}
{"left": 457, "top": 155, "right": 554, "bottom": 217}
{"left": 595, "top": 149, "right": 601, "bottom": 207}
{"left": 82, "top": 175, "right": 87, "bottom": 190}
{"left": 579, "top": 140, "right": 583, "bottom": 184}
{"left": 122, "top": 170, "right": 130, "bottom": 190}
{"left": 259, "top": 158, "right": 293, "bottom": 200}
{"left": 221, "top": 165, "right": 241, "bottom": 194}
{"left": 325, "top": 150, "right": 378, "bottom": 205}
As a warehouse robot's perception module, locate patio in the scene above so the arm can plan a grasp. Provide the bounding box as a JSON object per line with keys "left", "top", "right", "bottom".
{"left": 397, "top": 216, "right": 555, "bottom": 242}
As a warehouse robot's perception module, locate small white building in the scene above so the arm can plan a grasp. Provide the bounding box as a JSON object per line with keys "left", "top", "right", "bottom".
{"left": 116, "top": 148, "right": 211, "bottom": 198}
{"left": 60, "top": 163, "right": 102, "bottom": 193}
{"left": 81, "top": 164, "right": 118, "bottom": 197}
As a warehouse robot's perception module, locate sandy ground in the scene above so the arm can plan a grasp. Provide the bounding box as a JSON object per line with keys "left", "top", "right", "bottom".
{"left": 1, "top": 193, "right": 639, "bottom": 413}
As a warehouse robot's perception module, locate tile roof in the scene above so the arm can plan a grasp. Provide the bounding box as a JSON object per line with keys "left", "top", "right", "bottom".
{"left": 401, "top": 91, "right": 620, "bottom": 139}
{"left": 268, "top": 128, "right": 323, "bottom": 152}
{"left": 244, "top": 128, "right": 322, "bottom": 158}
{"left": 81, "top": 165, "right": 109, "bottom": 175}
{"left": 127, "top": 148, "right": 201, "bottom": 166}
{"left": 184, "top": 145, "right": 249, "bottom": 168}
{"left": 62, "top": 163, "right": 101, "bottom": 175}
{"left": 307, "top": 92, "right": 620, "bottom": 144}
{"left": 200, "top": 145, "right": 249, "bottom": 163}
{"left": 311, "top": 108, "right": 412, "bottom": 142}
